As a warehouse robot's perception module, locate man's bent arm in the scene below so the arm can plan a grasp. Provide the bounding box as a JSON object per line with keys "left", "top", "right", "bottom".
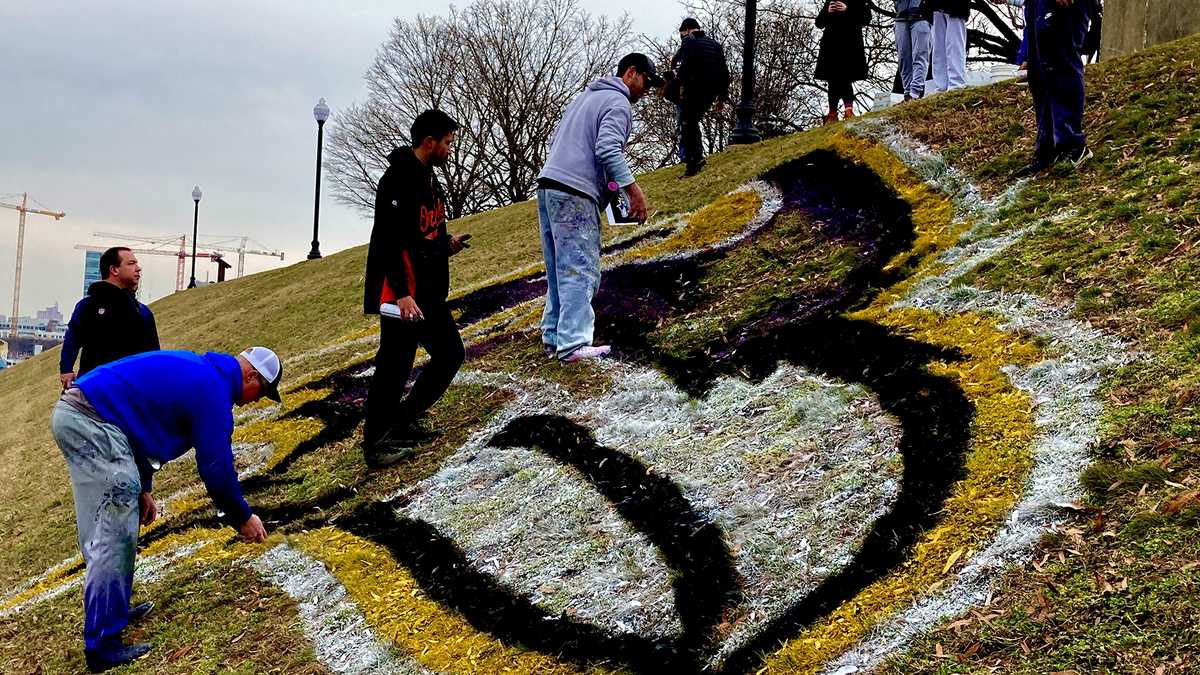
{"left": 595, "top": 107, "right": 635, "bottom": 188}
{"left": 191, "top": 395, "right": 253, "bottom": 527}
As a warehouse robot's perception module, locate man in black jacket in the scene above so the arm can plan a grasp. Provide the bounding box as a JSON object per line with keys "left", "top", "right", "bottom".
{"left": 670, "top": 18, "right": 730, "bottom": 177}
{"left": 59, "top": 247, "right": 160, "bottom": 389}
{"left": 362, "top": 109, "right": 471, "bottom": 468}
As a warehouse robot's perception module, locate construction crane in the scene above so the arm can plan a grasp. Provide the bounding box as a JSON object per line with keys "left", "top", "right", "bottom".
{"left": 196, "top": 235, "right": 285, "bottom": 278}
{"left": 89, "top": 231, "right": 285, "bottom": 291}
{"left": 1, "top": 193, "right": 65, "bottom": 338}
{"left": 74, "top": 244, "right": 230, "bottom": 290}
{"left": 91, "top": 232, "right": 194, "bottom": 291}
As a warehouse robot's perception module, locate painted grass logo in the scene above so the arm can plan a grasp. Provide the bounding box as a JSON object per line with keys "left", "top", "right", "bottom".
{"left": 0, "top": 128, "right": 1131, "bottom": 674}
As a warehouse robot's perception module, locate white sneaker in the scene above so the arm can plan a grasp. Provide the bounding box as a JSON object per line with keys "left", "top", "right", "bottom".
{"left": 561, "top": 345, "right": 611, "bottom": 363}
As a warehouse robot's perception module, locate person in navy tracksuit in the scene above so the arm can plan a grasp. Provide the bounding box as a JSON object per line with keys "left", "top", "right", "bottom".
{"left": 994, "top": 0, "right": 1095, "bottom": 177}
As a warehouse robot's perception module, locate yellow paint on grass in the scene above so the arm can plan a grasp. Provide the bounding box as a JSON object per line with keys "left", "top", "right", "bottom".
{"left": 760, "top": 135, "right": 1043, "bottom": 672}
{"left": 625, "top": 190, "right": 763, "bottom": 261}
{"left": 0, "top": 527, "right": 228, "bottom": 613}
{"left": 234, "top": 415, "right": 326, "bottom": 471}
{"left": 825, "top": 132, "right": 967, "bottom": 290}
{"left": 292, "top": 528, "right": 621, "bottom": 674}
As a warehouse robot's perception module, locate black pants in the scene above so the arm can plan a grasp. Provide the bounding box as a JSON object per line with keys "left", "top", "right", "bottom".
{"left": 363, "top": 301, "right": 464, "bottom": 446}
{"left": 827, "top": 80, "right": 854, "bottom": 110}
{"left": 680, "top": 95, "right": 716, "bottom": 167}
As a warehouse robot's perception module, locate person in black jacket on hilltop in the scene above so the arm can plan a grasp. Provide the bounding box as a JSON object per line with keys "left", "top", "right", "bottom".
{"left": 815, "top": 0, "right": 872, "bottom": 124}
{"left": 362, "top": 109, "right": 472, "bottom": 468}
{"left": 669, "top": 17, "right": 731, "bottom": 177}
{"left": 59, "top": 246, "right": 160, "bottom": 389}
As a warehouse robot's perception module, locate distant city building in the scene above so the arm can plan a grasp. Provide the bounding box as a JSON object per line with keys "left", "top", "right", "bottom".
{"left": 1, "top": 315, "right": 66, "bottom": 341}
{"left": 36, "top": 302, "right": 63, "bottom": 325}
{"left": 83, "top": 250, "right": 102, "bottom": 294}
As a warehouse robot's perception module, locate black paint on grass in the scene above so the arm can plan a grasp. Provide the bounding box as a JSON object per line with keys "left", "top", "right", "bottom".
{"left": 448, "top": 226, "right": 675, "bottom": 327}
{"left": 341, "top": 503, "right": 686, "bottom": 672}
{"left": 490, "top": 415, "right": 745, "bottom": 661}
{"left": 133, "top": 148, "right": 974, "bottom": 674}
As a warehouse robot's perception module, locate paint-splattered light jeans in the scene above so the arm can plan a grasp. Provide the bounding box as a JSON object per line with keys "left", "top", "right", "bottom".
{"left": 538, "top": 187, "right": 602, "bottom": 358}
{"left": 50, "top": 400, "right": 140, "bottom": 651}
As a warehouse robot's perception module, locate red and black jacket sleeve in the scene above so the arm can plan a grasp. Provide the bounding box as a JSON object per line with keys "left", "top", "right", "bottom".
{"left": 364, "top": 167, "right": 416, "bottom": 313}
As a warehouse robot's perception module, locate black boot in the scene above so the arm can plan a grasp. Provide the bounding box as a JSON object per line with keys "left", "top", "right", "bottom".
{"left": 364, "top": 421, "right": 436, "bottom": 469}
{"left": 85, "top": 639, "right": 151, "bottom": 673}
{"left": 1012, "top": 153, "right": 1054, "bottom": 178}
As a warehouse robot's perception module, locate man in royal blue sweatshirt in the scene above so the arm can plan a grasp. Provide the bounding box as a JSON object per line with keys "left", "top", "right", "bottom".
{"left": 50, "top": 347, "right": 281, "bottom": 672}
{"left": 59, "top": 246, "right": 160, "bottom": 389}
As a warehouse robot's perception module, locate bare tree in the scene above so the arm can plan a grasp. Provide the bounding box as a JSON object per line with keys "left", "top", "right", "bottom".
{"left": 325, "top": 0, "right": 632, "bottom": 218}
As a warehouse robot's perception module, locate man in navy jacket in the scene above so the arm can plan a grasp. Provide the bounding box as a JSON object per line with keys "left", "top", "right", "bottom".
{"left": 670, "top": 18, "right": 730, "bottom": 176}
{"left": 993, "top": 0, "right": 1095, "bottom": 176}
{"left": 59, "top": 247, "right": 160, "bottom": 389}
{"left": 51, "top": 347, "right": 281, "bottom": 671}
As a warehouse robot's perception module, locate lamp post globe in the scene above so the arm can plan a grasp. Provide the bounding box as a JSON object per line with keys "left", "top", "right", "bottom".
{"left": 188, "top": 185, "right": 202, "bottom": 289}
{"left": 308, "top": 97, "right": 330, "bottom": 260}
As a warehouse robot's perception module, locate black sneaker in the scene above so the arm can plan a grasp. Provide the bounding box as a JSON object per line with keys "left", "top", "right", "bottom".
{"left": 128, "top": 601, "right": 154, "bottom": 623}
{"left": 85, "top": 640, "right": 151, "bottom": 672}
{"left": 1012, "top": 154, "right": 1054, "bottom": 178}
{"left": 395, "top": 419, "right": 437, "bottom": 445}
{"left": 364, "top": 443, "right": 415, "bottom": 469}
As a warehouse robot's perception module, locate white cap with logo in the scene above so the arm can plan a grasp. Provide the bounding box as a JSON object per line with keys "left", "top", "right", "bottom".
{"left": 240, "top": 346, "right": 283, "bottom": 402}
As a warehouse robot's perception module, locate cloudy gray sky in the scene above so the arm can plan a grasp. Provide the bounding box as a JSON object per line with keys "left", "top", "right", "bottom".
{"left": 0, "top": 0, "right": 687, "bottom": 315}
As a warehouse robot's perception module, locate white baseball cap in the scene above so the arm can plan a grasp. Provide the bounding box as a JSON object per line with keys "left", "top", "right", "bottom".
{"left": 239, "top": 346, "right": 283, "bottom": 402}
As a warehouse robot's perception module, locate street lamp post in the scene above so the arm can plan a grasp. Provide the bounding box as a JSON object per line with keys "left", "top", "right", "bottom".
{"left": 188, "top": 185, "right": 202, "bottom": 288}
{"left": 308, "top": 97, "right": 330, "bottom": 260}
{"left": 729, "top": 0, "right": 762, "bottom": 145}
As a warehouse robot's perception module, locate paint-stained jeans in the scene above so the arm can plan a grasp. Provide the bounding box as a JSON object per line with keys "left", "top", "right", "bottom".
{"left": 51, "top": 401, "right": 140, "bottom": 651}
{"left": 538, "top": 188, "right": 602, "bottom": 358}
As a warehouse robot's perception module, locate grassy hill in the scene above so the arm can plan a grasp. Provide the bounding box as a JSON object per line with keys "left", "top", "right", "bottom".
{"left": 1, "top": 32, "right": 1198, "bottom": 673}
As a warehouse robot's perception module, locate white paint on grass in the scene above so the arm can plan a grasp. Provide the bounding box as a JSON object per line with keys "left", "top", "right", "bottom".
{"left": 824, "top": 123, "right": 1132, "bottom": 673}
{"left": 0, "top": 539, "right": 213, "bottom": 618}
{"left": 252, "top": 544, "right": 427, "bottom": 675}
{"left": 395, "top": 361, "right": 904, "bottom": 661}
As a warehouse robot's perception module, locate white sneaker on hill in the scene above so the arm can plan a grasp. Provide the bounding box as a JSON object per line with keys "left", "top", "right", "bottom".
{"left": 561, "top": 345, "right": 611, "bottom": 363}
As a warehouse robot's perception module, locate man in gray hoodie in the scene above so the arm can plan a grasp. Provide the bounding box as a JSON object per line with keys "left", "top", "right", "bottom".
{"left": 536, "top": 53, "right": 662, "bottom": 363}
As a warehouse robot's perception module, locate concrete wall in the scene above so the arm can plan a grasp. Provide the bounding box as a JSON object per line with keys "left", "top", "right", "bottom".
{"left": 1102, "top": 0, "right": 1200, "bottom": 59}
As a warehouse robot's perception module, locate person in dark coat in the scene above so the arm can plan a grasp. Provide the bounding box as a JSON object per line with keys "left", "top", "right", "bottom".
{"left": 362, "top": 109, "right": 472, "bottom": 468}
{"left": 815, "top": 0, "right": 872, "bottom": 124}
{"left": 59, "top": 247, "right": 160, "bottom": 389}
{"left": 992, "top": 0, "right": 1095, "bottom": 176}
{"left": 669, "top": 17, "right": 731, "bottom": 176}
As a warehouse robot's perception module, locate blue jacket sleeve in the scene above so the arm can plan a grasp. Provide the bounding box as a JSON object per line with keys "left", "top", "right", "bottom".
{"left": 60, "top": 298, "right": 88, "bottom": 374}
{"left": 595, "top": 103, "right": 635, "bottom": 188}
{"left": 142, "top": 306, "right": 161, "bottom": 351}
{"left": 191, "top": 393, "right": 252, "bottom": 528}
